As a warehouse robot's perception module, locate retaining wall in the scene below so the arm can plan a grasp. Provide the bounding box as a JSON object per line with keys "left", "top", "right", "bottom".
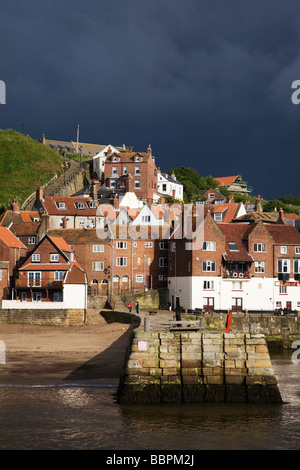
{"left": 0, "top": 308, "right": 85, "bottom": 326}
{"left": 117, "top": 330, "right": 283, "bottom": 405}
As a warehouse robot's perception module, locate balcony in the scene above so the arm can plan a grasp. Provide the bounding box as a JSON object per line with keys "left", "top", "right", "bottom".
{"left": 15, "top": 279, "right": 63, "bottom": 289}
{"left": 223, "top": 269, "right": 251, "bottom": 280}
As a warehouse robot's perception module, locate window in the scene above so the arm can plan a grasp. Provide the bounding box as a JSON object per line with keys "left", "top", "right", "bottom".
{"left": 137, "top": 257, "right": 141, "bottom": 265}
{"left": 56, "top": 202, "right": 66, "bottom": 209}
{"left": 278, "top": 259, "right": 290, "bottom": 273}
{"left": 158, "top": 275, "right": 164, "bottom": 281}
{"left": 135, "top": 180, "right": 140, "bottom": 189}
{"left": 112, "top": 166, "right": 118, "bottom": 175}
{"left": 75, "top": 202, "right": 85, "bottom": 210}
{"left": 255, "top": 261, "right": 265, "bottom": 273}
{"left": 145, "top": 241, "right": 152, "bottom": 247}
{"left": 93, "top": 245, "right": 104, "bottom": 252}
{"left": 122, "top": 275, "right": 129, "bottom": 282}
{"left": 296, "top": 246, "right": 300, "bottom": 254}
{"left": 228, "top": 242, "right": 238, "bottom": 251}
{"left": 214, "top": 213, "right": 223, "bottom": 222}
{"left": 279, "top": 285, "right": 287, "bottom": 294}
{"left": 232, "top": 281, "right": 243, "bottom": 290}
{"left": 92, "top": 262, "right": 104, "bottom": 271}
{"left": 159, "top": 242, "right": 168, "bottom": 250}
{"left": 123, "top": 166, "right": 128, "bottom": 174}
{"left": 135, "top": 156, "right": 140, "bottom": 162}
{"left": 50, "top": 253, "right": 59, "bottom": 262}
{"left": 32, "top": 254, "right": 40, "bottom": 263}
{"left": 110, "top": 181, "right": 116, "bottom": 188}
{"left": 32, "top": 292, "right": 42, "bottom": 302}
{"left": 162, "top": 183, "right": 167, "bottom": 192}
{"left": 208, "top": 193, "right": 215, "bottom": 200}
{"left": 159, "top": 258, "right": 168, "bottom": 267}
{"left": 276, "top": 301, "right": 282, "bottom": 308}
{"left": 294, "top": 259, "right": 300, "bottom": 274}
{"left": 203, "top": 241, "right": 216, "bottom": 251}
{"left": 113, "top": 275, "right": 119, "bottom": 282}
{"left": 116, "top": 257, "right": 127, "bottom": 266}
{"left": 203, "top": 280, "right": 214, "bottom": 290}
{"left": 280, "top": 246, "right": 287, "bottom": 254}
{"left": 54, "top": 271, "right": 64, "bottom": 280}
{"left": 79, "top": 219, "right": 85, "bottom": 225}
{"left": 253, "top": 243, "right": 266, "bottom": 252}
{"left": 142, "top": 216, "right": 151, "bottom": 223}
{"left": 88, "top": 201, "right": 97, "bottom": 208}
{"left": 148, "top": 257, "right": 151, "bottom": 265}
{"left": 135, "top": 166, "right": 140, "bottom": 175}
{"left": 136, "top": 275, "right": 143, "bottom": 283}
{"left": 28, "top": 237, "right": 36, "bottom": 245}
{"left": 117, "top": 241, "right": 127, "bottom": 249}
{"left": 21, "top": 292, "right": 27, "bottom": 302}
{"left": 54, "top": 292, "right": 63, "bottom": 302}
{"left": 202, "top": 260, "right": 216, "bottom": 272}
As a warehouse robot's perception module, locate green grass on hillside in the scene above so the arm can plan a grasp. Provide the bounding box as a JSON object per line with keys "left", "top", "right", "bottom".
{"left": 0, "top": 129, "right": 64, "bottom": 211}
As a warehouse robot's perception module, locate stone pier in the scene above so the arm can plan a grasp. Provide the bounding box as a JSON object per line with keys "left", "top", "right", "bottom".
{"left": 117, "top": 330, "right": 282, "bottom": 405}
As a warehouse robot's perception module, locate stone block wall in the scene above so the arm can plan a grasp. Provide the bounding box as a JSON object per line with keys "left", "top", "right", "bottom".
{"left": 0, "top": 308, "right": 85, "bottom": 326}
{"left": 117, "top": 331, "right": 282, "bottom": 404}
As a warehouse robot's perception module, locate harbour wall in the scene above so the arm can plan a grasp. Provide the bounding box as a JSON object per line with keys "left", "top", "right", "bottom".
{"left": 117, "top": 330, "right": 283, "bottom": 405}
{"left": 0, "top": 308, "right": 85, "bottom": 326}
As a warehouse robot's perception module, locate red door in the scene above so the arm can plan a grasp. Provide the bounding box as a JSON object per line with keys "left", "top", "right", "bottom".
{"left": 232, "top": 297, "right": 243, "bottom": 312}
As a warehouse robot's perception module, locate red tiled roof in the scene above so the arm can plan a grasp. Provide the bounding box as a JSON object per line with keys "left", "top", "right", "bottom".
{"left": 220, "top": 224, "right": 253, "bottom": 262}
{"left": 266, "top": 225, "right": 300, "bottom": 244}
{"left": 42, "top": 196, "right": 99, "bottom": 216}
{"left": 48, "top": 236, "right": 73, "bottom": 252}
{"left": 214, "top": 176, "right": 239, "bottom": 187}
{"left": 0, "top": 227, "right": 27, "bottom": 249}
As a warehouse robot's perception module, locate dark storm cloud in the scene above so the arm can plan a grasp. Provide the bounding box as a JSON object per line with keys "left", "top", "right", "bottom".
{"left": 0, "top": 0, "right": 300, "bottom": 199}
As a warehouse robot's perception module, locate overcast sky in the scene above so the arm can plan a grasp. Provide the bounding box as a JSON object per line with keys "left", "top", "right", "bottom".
{"left": 1, "top": 0, "right": 300, "bottom": 200}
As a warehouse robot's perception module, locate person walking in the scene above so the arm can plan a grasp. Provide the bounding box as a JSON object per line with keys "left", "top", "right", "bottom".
{"left": 136, "top": 301, "right": 140, "bottom": 314}
{"left": 128, "top": 302, "right": 133, "bottom": 313}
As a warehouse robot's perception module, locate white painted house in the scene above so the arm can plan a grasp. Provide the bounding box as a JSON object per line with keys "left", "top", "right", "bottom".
{"left": 93, "top": 145, "right": 122, "bottom": 181}
{"left": 157, "top": 171, "right": 183, "bottom": 201}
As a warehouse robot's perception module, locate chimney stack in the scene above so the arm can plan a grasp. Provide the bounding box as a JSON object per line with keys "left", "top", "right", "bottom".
{"left": 257, "top": 195, "right": 263, "bottom": 213}
{"left": 36, "top": 187, "right": 44, "bottom": 201}
{"left": 11, "top": 198, "right": 20, "bottom": 214}
{"left": 62, "top": 217, "right": 67, "bottom": 229}
{"left": 147, "top": 144, "right": 152, "bottom": 158}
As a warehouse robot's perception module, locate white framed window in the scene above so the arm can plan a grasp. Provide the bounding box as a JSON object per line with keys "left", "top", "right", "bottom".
{"left": 145, "top": 241, "right": 152, "bottom": 247}
{"left": 142, "top": 216, "right": 151, "bottom": 223}
{"left": 135, "top": 180, "right": 140, "bottom": 189}
{"left": 56, "top": 201, "right": 66, "bottom": 209}
{"left": 92, "top": 262, "right": 104, "bottom": 271}
{"left": 113, "top": 275, "right": 119, "bottom": 282}
{"left": 79, "top": 219, "right": 85, "bottom": 225}
{"left": 75, "top": 202, "right": 85, "bottom": 210}
{"left": 280, "top": 246, "right": 287, "bottom": 254}
{"left": 214, "top": 213, "right": 223, "bottom": 222}
{"left": 136, "top": 274, "right": 143, "bottom": 283}
{"left": 276, "top": 301, "right": 282, "bottom": 308}
{"left": 203, "top": 280, "right": 214, "bottom": 290}
{"left": 112, "top": 166, "right": 118, "bottom": 175}
{"left": 135, "top": 166, "right": 140, "bottom": 175}
{"left": 253, "top": 243, "right": 266, "bottom": 252}
{"left": 137, "top": 257, "right": 141, "bottom": 265}
{"left": 232, "top": 281, "right": 243, "bottom": 290}
{"left": 202, "top": 260, "right": 216, "bottom": 272}
{"left": 203, "top": 241, "right": 216, "bottom": 251}
{"left": 117, "top": 241, "right": 127, "bottom": 249}
{"left": 134, "top": 241, "right": 137, "bottom": 247}
{"left": 295, "top": 246, "right": 300, "bottom": 254}
{"left": 50, "top": 253, "right": 59, "bottom": 262}
{"left": 93, "top": 245, "right": 104, "bottom": 252}
{"left": 54, "top": 271, "right": 64, "bottom": 280}
{"left": 116, "top": 257, "right": 127, "bottom": 266}
{"left": 279, "top": 285, "right": 287, "bottom": 294}
{"left": 278, "top": 259, "right": 290, "bottom": 273}
{"left": 110, "top": 180, "right": 116, "bottom": 188}
{"left": 28, "top": 237, "right": 36, "bottom": 245}
{"left": 32, "top": 253, "right": 40, "bottom": 262}
{"left": 122, "top": 275, "right": 129, "bottom": 282}
{"left": 123, "top": 166, "right": 128, "bottom": 174}
{"left": 158, "top": 275, "right": 164, "bottom": 281}
{"left": 159, "top": 258, "right": 168, "bottom": 267}
{"left": 255, "top": 261, "right": 265, "bottom": 273}
{"left": 21, "top": 292, "right": 27, "bottom": 302}
{"left": 294, "top": 259, "right": 300, "bottom": 274}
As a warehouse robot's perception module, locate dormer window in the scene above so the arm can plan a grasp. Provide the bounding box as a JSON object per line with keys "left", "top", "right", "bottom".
{"left": 32, "top": 253, "right": 40, "bottom": 263}
{"left": 113, "top": 156, "right": 118, "bottom": 162}
{"left": 75, "top": 202, "right": 85, "bottom": 210}
{"left": 135, "top": 155, "right": 141, "bottom": 162}
{"left": 50, "top": 253, "right": 59, "bottom": 262}
{"left": 56, "top": 202, "right": 66, "bottom": 209}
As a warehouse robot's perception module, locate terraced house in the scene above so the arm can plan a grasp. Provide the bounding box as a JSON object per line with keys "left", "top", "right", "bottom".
{"left": 168, "top": 211, "right": 300, "bottom": 313}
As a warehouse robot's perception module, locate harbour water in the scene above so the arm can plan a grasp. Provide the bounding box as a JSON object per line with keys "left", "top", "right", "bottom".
{"left": 0, "top": 351, "right": 299, "bottom": 450}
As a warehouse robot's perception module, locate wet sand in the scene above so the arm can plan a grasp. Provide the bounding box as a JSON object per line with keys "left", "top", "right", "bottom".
{"left": 0, "top": 313, "right": 135, "bottom": 387}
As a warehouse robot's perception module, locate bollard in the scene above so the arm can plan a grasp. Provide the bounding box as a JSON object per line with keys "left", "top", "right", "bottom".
{"left": 144, "top": 317, "right": 150, "bottom": 332}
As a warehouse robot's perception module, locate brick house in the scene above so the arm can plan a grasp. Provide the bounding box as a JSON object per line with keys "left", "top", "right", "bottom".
{"left": 168, "top": 211, "right": 300, "bottom": 313}
{"left": 47, "top": 226, "right": 169, "bottom": 296}
{"left": 0, "top": 227, "right": 27, "bottom": 300}
{"left": 3, "top": 234, "right": 87, "bottom": 309}
{"left": 103, "top": 145, "right": 159, "bottom": 203}
{"left": 0, "top": 198, "right": 41, "bottom": 249}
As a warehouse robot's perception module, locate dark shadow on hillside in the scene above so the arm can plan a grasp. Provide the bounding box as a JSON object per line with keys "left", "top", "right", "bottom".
{"left": 61, "top": 317, "right": 140, "bottom": 384}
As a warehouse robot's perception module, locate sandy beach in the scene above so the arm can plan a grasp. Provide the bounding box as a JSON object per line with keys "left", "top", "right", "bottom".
{"left": 0, "top": 311, "right": 136, "bottom": 387}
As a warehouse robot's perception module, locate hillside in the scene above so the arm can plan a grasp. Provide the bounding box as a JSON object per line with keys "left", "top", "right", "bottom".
{"left": 0, "top": 130, "right": 64, "bottom": 211}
